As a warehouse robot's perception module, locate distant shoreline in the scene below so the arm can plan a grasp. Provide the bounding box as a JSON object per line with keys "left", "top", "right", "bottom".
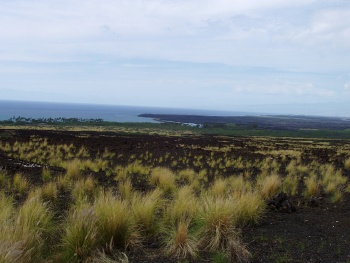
{"left": 139, "top": 113, "right": 350, "bottom": 131}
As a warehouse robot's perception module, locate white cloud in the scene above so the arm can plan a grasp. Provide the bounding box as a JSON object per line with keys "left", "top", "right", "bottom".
{"left": 235, "top": 82, "right": 336, "bottom": 97}
{"left": 0, "top": 0, "right": 349, "bottom": 109}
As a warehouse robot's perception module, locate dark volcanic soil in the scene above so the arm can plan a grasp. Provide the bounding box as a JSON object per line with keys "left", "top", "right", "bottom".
{"left": 1, "top": 129, "right": 350, "bottom": 262}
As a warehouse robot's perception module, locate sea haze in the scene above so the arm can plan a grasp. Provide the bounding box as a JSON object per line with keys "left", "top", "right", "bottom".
{"left": 0, "top": 100, "right": 258, "bottom": 123}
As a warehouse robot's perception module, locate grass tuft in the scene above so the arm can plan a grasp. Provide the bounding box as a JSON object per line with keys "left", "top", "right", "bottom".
{"left": 61, "top": 204, "right": 99, "bottom": 262}
{"left": 13, "top": 173, "right": 29, "bottom": 195}
{"left": 72, "top": 177, "right": 97, "bottom": 203}
{"left": 0, "top": 196, "right": 54, "bottom": 262}
{"left": 282, "top": 174, "right": 299, "bottom": 196}
{"left": 41, "top": 182, "right": 58, "bottom": 202}
{"left": 164, "top": 219, "right": 198, "bottom": 259}
{"left": 304, "top": 173, "right": 320, "bottom": 198}
{"left": 196, "top": 196, "right": 251, "bottom": 262}
{"left": 65, "top": 159, "right": 81, "bottom": 180}
{"left": 164, "top": 186, "right": 198, "bottom": 225}
{"left": 259, "top": 174, "right": 281, "bottom": 199}
{"left": 210, "top": 178, "right": 228, "bottom": 198}
{"left": 42, "top": 167, "right": 52, "bottom": 182}
{"left": 0, "top": 171, "right": 9, "bottom": 189}
{"left": 132, "top": 188, "right": 163, "bottom": 239}
{"left": 344, "top": 158, "right": 350, "bottom": 170}
{"left": 118, "top": 178, "right": 133, "bottom": 199}
{"left": 94, "top": 191, "right": 140, "bottom": 250}
{"left": 150, "top": 167, "right": 176, "bottom": 194}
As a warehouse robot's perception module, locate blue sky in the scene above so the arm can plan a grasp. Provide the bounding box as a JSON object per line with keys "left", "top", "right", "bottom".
{"left": 1, "top": 0, "right": 350, "bottom": 116}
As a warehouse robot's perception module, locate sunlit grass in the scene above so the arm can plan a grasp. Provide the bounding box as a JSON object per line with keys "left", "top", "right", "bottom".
{"left": 150, "top": 167, "right": 176, "bottom": 194}
{"left": 304, "top": 173, "right": 320, "bottom": 198}
{"left": 61, "top": 204, "right": 99, "bottom": 262}
{"left": 0, "top": 195, "right": 54, "bottom": 262}
{"left": 258, "top": 174, "right": 281, "bottom": 199}
{"left": 164, "top": 219, "right": 198, "bottom": 259}
{"left": 282, "top": 173, "right": 299, "bottom": 196}
{"left": 345, "top": 158, "right": 350, "bottom": 170}
{"left": 132, "top": 188, "right": 164, "bottom": 239}
{"left": 1, "top": 133, "right": 350, "bottom": 261}
{"left": 65, "top": 159, "right": 82, "bottom": 180}
{"left": 13, "top": 173, "right": 29, "bottom": 195}
{"left": 42, "top": 167, "right": 52, "bottom": 182}
{"left": 72, "top": 177, "right": 97, "bottom": 203}
{"left": 93, "top": 191, "right": 140, "bottom": 250}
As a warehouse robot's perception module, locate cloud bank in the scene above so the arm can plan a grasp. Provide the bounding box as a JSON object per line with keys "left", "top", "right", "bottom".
{"left": 0, "top": 0, "right": 349, "bottom": 114}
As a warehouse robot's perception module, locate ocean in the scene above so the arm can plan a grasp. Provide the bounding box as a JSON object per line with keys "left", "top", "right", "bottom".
{"left": 0, "top": 100, "right": 253, "bottom": 123}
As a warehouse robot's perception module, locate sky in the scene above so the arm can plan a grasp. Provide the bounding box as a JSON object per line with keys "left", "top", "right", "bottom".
{"left": 1, "top": 0, "right": 350, "bottom": 116}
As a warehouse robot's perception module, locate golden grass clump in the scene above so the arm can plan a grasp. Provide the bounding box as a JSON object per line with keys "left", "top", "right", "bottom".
{"left": 0, "top": 171, "right": 9, "bottom": 189}
{"left": 164, "top": 186, "right": 198, "bottom": 225}
{"left": 57, "top": 174, "right": 72, "bottom": 191}
{"left": 304, "top": 173, "right": 320, "bottom": 198}
{"left": 0, "top": 192, "right": 13, "bottom": 225}
{"left": 118, "top": 178, "right": 133, "bottom": 199}
{"left": 126, "top": 162, "right": 150, "bottom": 176}
{"left": 42, "top": 167, "right": 52, "bottom": 182}
{"left": 197, "top": 197, "right": 236, "bottom": 250}
{"left": 0, "top": 194, "right": 18, "bottom": 262}
{"left": 150, "top": 167, "right": 176, "bottom": 194}
{"left": 258, "top": 174, "right": 281, "bottom": 199}
{"left": 65, "top": 159, "right": 81, "bottom": 180}
{"left": 0, "top": 196, "right": 54, "bottom": 262}
{"left": 345, "top": 158, "right": 350, "bottom": 170}
{"left": 132, "top": 188, "right": 164, "bottom": 239}
{"left": 320, "top": 165, "right": 347, "bottom": 202}
{"left": 41, "top": 182, "right": 58, "bottom": 202}
{"left": 61, "top": 204, "right": 100, "bottom": 262}
{"left": 72, "top": 177, "right": 97, "bottom": 203}
{"left": 177, "top": 169, "right": 196, "bottom": 183}
{"left": 282, "top": 174, "right": 299, "bottom": 196}
{"left": 164, "top": 219, "right": 198, "bottom": 259}
{"left": 229, "top": 175, "right": 252, "bottom": 195}
{"left": 233, "top": 191, "right": 266, "bottom": 226}
{"left": 210, "top": 178, "right": 228, "bottom": 198}
{"left": 13, "top": 173, "right": 29, "bottom": 195}
{"left": 93, "top": 191, "right": 140, "bottom": 250}
{"left": 76, "top": 146, "right": 90, "bottom": 158}
{"left": 286, "top": 160, "right": 297, "bottom": 175}
{"left": 196, "top": 196, "right": 251, "bottom": 262}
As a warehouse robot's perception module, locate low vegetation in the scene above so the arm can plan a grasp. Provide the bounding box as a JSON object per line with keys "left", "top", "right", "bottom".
{"left": 0, "top": 129, "right": 350, "bottom": 262}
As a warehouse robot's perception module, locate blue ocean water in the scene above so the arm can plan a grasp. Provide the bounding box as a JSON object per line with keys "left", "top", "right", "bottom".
{"left": 0, "top": 100, "right": 252, "bottom": 123}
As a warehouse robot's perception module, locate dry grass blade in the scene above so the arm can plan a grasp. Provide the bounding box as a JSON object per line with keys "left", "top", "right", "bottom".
{"left": 94, "top": 191, "right": 140, "bottom": 250}
{"left": 61, "top": 205, "right": 99, "bottom": 262}
{"left": 164, "top": 220, "right": 198, "bottom": 259}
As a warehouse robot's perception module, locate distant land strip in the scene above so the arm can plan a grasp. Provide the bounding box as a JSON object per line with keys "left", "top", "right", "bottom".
{"left": 139, "top": 114, "right": 350, "bottom": 131}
